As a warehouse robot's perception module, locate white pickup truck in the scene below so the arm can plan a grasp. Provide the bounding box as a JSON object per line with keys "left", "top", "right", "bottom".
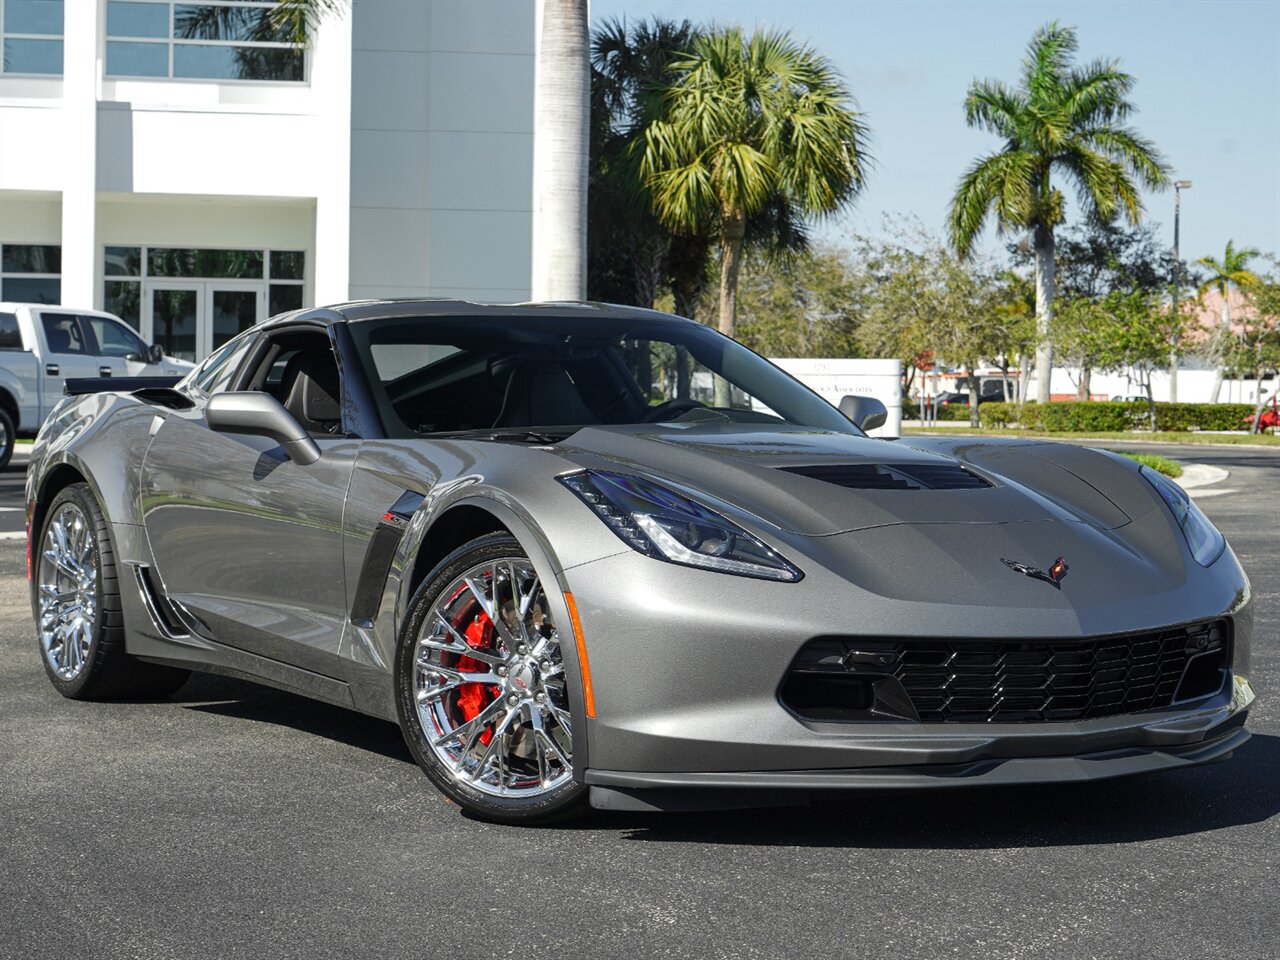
{"left": 0, "top": 302, "right": 193, "bottom": 468}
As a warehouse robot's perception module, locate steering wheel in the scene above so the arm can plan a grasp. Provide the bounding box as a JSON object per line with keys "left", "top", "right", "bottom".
{"left": 641, "top": 398, "right": 704, "bottom": 422}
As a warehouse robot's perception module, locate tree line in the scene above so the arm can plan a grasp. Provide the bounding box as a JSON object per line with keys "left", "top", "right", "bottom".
{"left": 587, "top": 17, "right": 1279, "bottom": 425}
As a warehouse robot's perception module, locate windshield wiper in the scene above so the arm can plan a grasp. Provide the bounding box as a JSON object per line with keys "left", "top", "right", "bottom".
{"left": 429, "top": 429, "right": 568, "bottom": 444}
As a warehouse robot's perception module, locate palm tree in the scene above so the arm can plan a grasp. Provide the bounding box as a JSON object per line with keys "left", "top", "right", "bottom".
{"left": 268, "top": 0, "right": 346, "bottom": 44}
{"left": 588, "top": 17, "right": 699, "bottom": 309}
{"left": 640, "top": 27, "right": 869, "bottom": 349}
{"left": 948, "top": 22, "right": 1170, "bottom": 403}
{"left": 1197, "top": 240, "right": 1261, "bottom": 402}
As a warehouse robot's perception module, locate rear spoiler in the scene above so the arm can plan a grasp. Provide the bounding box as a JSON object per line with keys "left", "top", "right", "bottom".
{"left": 64, "top": 376, "right": 184, "bottom": 396}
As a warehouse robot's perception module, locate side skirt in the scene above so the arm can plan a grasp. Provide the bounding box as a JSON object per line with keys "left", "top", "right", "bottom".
{"left": 135, "top": 642, "right": 355, "bottom": 711}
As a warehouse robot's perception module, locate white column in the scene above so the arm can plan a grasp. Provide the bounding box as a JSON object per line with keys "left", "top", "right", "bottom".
{"left": 311, "top": 5, "right": 353, "bottom": 306}
{"left": 531, "top": 0, "right": 589, "bottom": 302}
{"left": 59, "top": 0, "right": 101, "bottom": 307}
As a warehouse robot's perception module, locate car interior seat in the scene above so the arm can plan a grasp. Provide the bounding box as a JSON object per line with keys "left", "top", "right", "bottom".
{"left": 279, "top": 348, "right": 342, "bottom": 434}
{"left": 491, "top": 360, "right": 599, "bottom": 428}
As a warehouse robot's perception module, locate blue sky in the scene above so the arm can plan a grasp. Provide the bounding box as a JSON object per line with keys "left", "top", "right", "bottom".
{"left": 590, "top": 0, "right": 1280, "bottom": 265}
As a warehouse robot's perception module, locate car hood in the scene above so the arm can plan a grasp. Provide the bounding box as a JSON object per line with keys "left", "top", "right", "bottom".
{"left": 558, "top": 423, "right": 1154, "bottom": 537}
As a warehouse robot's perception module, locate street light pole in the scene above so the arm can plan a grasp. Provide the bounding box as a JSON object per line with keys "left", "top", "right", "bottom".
{"left": 1170, "top": 180, "right": 1192, "bottom": 402}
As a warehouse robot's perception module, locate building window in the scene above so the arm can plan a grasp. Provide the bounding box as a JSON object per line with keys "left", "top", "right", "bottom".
{"left": 0, "top": 243, "right": 61, "bottom": 303}
{"left": 1, "top": 0, "right": 64, "bottom": 76}
{"left": 103, "top": 245, "right": 306, "bottom": 346}
{"left": 268, "top": 249, "right": 304, "bottom": 314}
{"left": 105, "top": 1, "right": 304, "bottom": 83}
{"left": 104, "top": 245, "right": 143, "bottom": 328}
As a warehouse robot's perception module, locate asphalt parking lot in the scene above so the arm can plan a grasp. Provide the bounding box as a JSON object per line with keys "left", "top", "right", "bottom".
{"left": 1, "top": 442, "right": 1277, "bottom": 960}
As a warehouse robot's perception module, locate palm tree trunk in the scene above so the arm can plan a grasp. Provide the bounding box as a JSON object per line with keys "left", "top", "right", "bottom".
{"left": 1017, "top": 352, "right": 1032, "bottom": 408}
{"left": 1208, "top": 292, "right": 1230, "bottom": 403}
{"left": 1033, "top": 226, "right": 1055, "bottom": 404}
{"left": 967, "top": 369, "right": 980, "bottom": 427}
{"left": 531, "top": 0, "right": 589, "bottom": 301}
{"left": 714, "top": 213, "right": 747, "bottom": 407}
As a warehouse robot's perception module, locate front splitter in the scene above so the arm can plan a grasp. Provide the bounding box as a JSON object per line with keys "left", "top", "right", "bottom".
{"left": 587, "top": 724, "right": 1250, "bottom": 812}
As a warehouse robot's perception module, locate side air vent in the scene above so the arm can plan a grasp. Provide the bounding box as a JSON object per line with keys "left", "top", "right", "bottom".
{"left": 131, "top": 563, "right": 190, "bottom": 639}
{"left": 780, "top": 462, "right": 992, "bottom": 491}
{"left": 132, "top": 387, "right": 194, "bottom": 410}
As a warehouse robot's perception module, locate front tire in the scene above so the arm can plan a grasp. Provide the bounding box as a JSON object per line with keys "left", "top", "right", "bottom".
{"left": 34, "top": 483, "right": 189, "bottom": 700}
{"left": 395, "top": 533, "right": 587, "bottom": 824}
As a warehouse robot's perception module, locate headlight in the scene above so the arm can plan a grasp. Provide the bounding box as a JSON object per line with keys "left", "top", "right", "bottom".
{"left": 558, "top": 470, "right": 803, "bottom": 582}
{"left": 1140, "top": 465, "right": 1225, "bottom": 566}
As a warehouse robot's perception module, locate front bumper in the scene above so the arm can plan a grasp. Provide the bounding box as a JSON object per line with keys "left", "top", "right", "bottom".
{"left": 565, "top": 544, "right": 1255, "bottom": 808}
{"left": 587, "top": 676, "right": 1255, "bottom": 810}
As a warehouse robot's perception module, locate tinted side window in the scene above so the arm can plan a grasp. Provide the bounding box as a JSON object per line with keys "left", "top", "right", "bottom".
{"left": 41, "top": 313, "right": 88, "bottom": 355}
{"left": 191, "top": 334, "right": 255, "bottom": 396}
{"left": 0, "top": 313, "right": 21, "bottom": 350}
{"left": 85, "top": 316, "right": 147, "bottom": 358}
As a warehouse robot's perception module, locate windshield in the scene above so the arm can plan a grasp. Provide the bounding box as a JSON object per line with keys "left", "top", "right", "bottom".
{"left": 347, "top": 313, "right": 861, "bottom": 439}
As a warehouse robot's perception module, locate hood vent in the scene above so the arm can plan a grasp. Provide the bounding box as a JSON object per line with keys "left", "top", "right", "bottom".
{"left": 780, "top": 462, "right": 992, "bottom": 491}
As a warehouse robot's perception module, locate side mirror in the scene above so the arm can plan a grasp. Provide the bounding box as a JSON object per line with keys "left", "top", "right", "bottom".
{"left": 147, "top": 343, "right": 165, "bottom": 363}
{"left": 206, "top": 392, "right": 321, "bottom": 465}
{"left": 838, "top": 395, "right": 888, "bottom": 433}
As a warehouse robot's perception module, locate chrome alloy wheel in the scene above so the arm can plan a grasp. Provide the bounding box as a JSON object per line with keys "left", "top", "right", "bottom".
{"left": 413, "top": 558, "right": 573, "bottom": 797}
{"left": 37, "top": 503, "right": 99, "bottom": 681}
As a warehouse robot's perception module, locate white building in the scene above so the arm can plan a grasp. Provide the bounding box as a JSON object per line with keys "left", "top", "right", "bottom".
{"left": 0, "top": 0, "right": 536, "bottom": 361}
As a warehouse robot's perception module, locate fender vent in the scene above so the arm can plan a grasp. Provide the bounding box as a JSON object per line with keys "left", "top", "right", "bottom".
{"left": 780, "top": 463, "right": 992, "bottom": 490}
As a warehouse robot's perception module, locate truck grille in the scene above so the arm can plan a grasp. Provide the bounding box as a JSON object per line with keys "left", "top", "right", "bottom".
{"left": 782, "top": 621, "right": 1230, "bottom": 724}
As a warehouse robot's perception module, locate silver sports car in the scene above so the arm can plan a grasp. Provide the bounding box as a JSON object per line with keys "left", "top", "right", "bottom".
{"left": 26, "top": 300, "right": 1256, "bottom": 823}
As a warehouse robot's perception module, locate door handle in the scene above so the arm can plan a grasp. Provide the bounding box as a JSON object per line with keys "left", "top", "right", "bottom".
{"left": 46, "top": 364, "right": 59, "bottom": 376}
{"left": 99, "top": 366, "right": 113, "bottom": 377}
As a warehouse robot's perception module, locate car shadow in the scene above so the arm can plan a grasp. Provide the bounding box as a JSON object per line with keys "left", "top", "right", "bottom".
{"left": 600, "top": 733, "right": 1280, "bottom": 848}
{"left": 162, "top": 671, "right": 1279, "bottom": 848}
{"left": 174, "top": 671, "right": 415, "bottom": 766}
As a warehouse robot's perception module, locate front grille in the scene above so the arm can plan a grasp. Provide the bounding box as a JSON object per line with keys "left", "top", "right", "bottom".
{"left": 782, "top": 621, "right": 1230, "bottom": 723}
{"left": 780, "top": 462, "right": 992, "bottom": 490}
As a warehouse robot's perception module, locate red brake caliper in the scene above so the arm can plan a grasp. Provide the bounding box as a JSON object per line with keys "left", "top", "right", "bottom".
{"left": 455, "top": 608, "right": 501, "bottom": 746}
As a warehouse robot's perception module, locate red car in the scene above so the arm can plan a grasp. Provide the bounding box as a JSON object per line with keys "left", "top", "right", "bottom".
{"left": 1245, "top": 398, "right": 1279, "bottom": 432}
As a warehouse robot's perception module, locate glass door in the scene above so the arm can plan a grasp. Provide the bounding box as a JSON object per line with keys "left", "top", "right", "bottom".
{"left": 144, "top": 282, "right": 202, "bottom": 362}
{"left": 206, "top": 284, "right": 264, "bottom": 355}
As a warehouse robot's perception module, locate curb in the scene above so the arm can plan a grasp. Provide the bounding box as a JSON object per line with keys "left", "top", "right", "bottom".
{"left": 1175, "top": 464, "right": 1229, "bottom": 490}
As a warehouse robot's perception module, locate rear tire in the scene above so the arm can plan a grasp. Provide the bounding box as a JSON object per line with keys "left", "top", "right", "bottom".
{"left": 395, "top": 533, "right": 587, "bottom": 824}
{"left": 0, "top": 408, "right": 14, "bottom": 471}
{"left": 34, "top": 482, "right": 190, "bottom": 700}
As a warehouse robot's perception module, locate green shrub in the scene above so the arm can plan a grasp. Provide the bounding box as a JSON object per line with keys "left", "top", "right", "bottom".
{"left": 1018, "top": 402, "right": 1043, "bottom": 430}
{"left": 937, "top": 403, "right": 974, "bottom": 421}
{"left": 1040, "top": 401, "right": 1135, "bottom": 432}
{"left": 980, "top": 402, "right": 1016, "bottom": 428}
{"left": 909, "top": 398, "right": 1255, "bottom": 432}
{"left": 1153, "top": 402, "right": 1255, "bottom": 431}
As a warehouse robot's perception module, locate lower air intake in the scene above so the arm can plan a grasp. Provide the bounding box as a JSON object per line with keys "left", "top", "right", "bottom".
{"left": 782, "top": 620, "right": 1230, "bottom": 723}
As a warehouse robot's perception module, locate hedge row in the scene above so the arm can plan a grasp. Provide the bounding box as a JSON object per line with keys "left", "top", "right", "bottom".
{"left": 977, "top": 401, "right": 1257, "bottom": 432}
{"left": 903, "top": 401, "right": 974, "bottom": 421}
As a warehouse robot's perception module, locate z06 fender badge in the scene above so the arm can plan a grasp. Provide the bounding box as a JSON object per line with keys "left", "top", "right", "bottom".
{"left": 1001, "top": 555, "right": 1069, "bottom": 588}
